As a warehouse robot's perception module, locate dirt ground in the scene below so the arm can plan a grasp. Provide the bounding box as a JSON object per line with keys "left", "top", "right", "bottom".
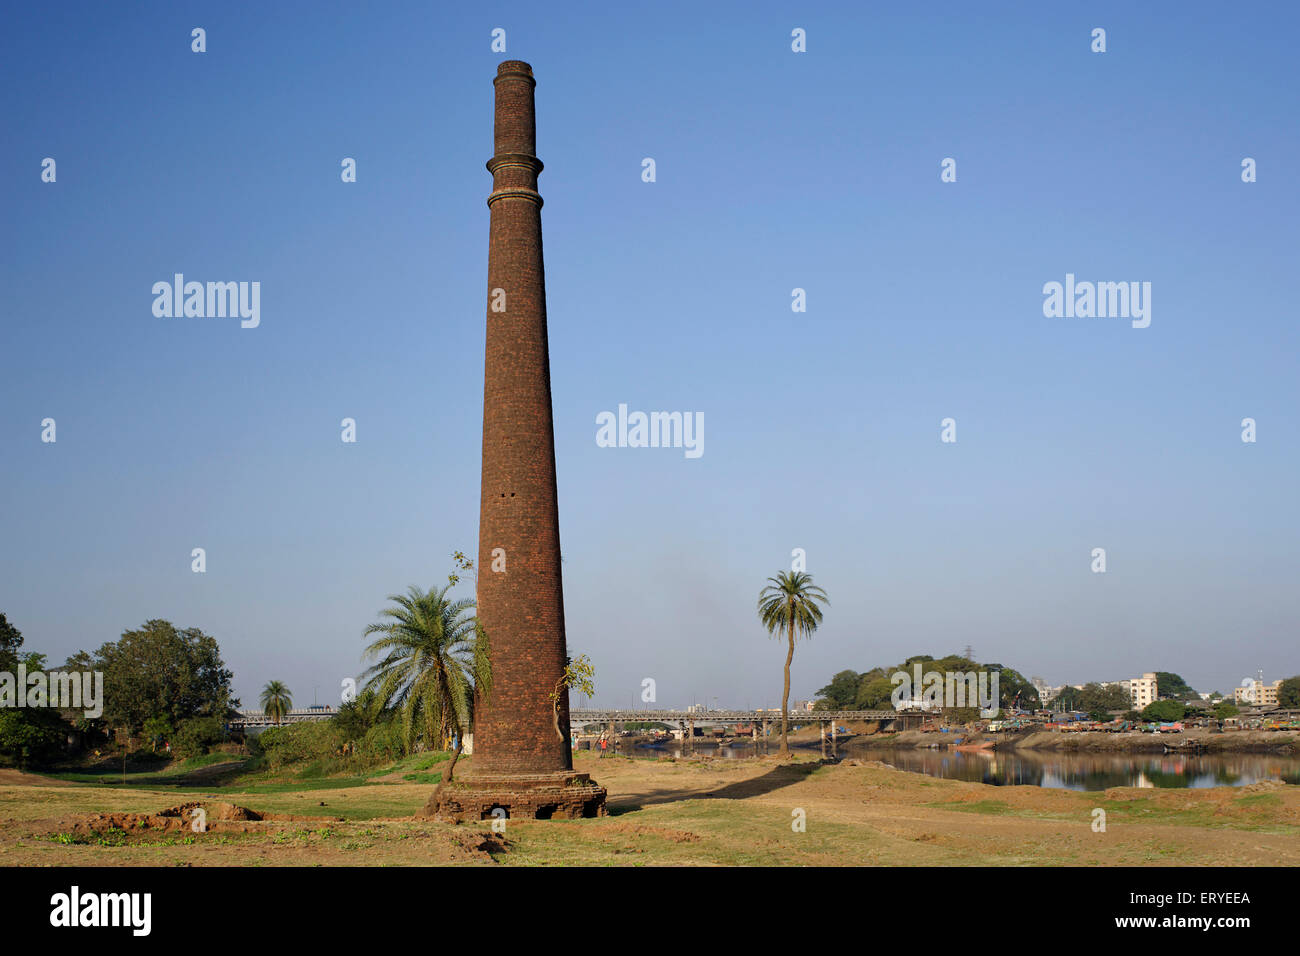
{"left": 1, "top": 753, "right": 1297, "bottom": 866}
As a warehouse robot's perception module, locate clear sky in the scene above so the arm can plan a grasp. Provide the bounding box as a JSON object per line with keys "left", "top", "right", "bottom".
{"left": 3, "top": 2, "right": 1297, "bottom": 710}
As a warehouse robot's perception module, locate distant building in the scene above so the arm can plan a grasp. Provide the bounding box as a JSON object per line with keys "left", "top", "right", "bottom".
{"left": 1234, "top": 679, "right": 1281, "bottom": 707}
{"left": 1127, "top": 673, "right": 1159, "bottom": 710}
{"left": 1031, "top": 677, "right": 1060, "bottom": 704}
{"left": 792, "top": 700, "right": 816, "bottom": 713}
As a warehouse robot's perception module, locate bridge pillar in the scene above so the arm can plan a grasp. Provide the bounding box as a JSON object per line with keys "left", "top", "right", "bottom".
{"left": 831, "top": 721, "right": 838, "bottom": 758}
{"left": 819, "top": 721, "right": 827, "bottom": 759}
{"left": 688, "top": 719, "right": 694, "bottom": 753}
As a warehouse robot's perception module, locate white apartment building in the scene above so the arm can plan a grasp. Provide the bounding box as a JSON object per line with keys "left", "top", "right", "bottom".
{"left": 1126, "top": 673, "right": 1159, "bottom": 710}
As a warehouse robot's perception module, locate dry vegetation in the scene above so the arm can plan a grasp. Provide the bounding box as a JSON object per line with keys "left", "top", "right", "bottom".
{"left": 1, "top": 753, "right": 1297, "bottom": 867}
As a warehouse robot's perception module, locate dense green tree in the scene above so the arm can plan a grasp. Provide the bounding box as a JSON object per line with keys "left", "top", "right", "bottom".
{"left": 985, "top": 664, "right": 1042, "bottom": 711}
{"left": 81, "top": 620, "right": 237, "bottom": 736}
{"left": 0, "top": 612, "right": 24, "bottom": 672}
{"left": 1053, "top": 683, "right": 1126, "bottom": 715}
{"left": 856, "top": 670, "right": 896, "bottom": 709}
{"left": 1141, "top": 700, "right": 1187, "bottom": 721}
{"left": 332, "top": 688, "right": 386, "bottom": 740}
{"left": 1054, "top": 685, "right": 1085, "bottom": 710}
{"left": 0, "top": 709, "right": 67, "bottom": 768}
{"left": 173, "top": 716, "right": 227, "bottom": 756}
{"left": 1090, "top": 683, "right": 1131, "bottom": 713}
{"left": 142, "top": 715, "right": 174, "bottom": 752}
{"left": 757, "top": 571, "right": 830, "bottom": 756}
{"left": 1154, "top": 672, "right": 1198, "bottom": 701}
{"left": 1212, "top": 701, "right": 1239, "bottom": 720}
{"left": 1277, "top": 677, "right": 1300, "bottom": 709}
{"left": 361, "top": 584, "right": 491, "bottom": 784}
{"left": 815, "top": 670, "right": 861, "bottom": 710}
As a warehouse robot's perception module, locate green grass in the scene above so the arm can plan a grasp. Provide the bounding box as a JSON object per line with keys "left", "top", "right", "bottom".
{"left": 925, "top": 799, "right": 1014, "bottom": 815}
{"left": 48, "top": 757, "right": 251, "bottom": 789}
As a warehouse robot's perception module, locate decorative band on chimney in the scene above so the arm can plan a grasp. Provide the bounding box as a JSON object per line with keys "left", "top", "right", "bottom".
{"left": 486, "top": 187, "right": 543, "bottom": 208}
{"left": 487, "top": 153, "right": 544, "bottom": 175}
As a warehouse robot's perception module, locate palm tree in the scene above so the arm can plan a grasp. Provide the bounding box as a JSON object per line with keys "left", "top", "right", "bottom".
{"left": 361, "top": 585, "right": 490, "bottom": 787}
{"left": 757, "top": 570, "right": 830, "bottom": 756}
{"left": 260, "top": 680, "right": 292, "bottom": 726}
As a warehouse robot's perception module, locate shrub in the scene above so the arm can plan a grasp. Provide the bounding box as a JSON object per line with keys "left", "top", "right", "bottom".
{"left": 356, "top": 720, "right": 406, "bottom": 763}
{"left": 0, "top": 709, "right": 70, "bottom": 768}
{"left": 257, "top": 721, "right": 345, "bottom": 769}
{"left": 173, "top": 716, "right": 227, "bottom": 757}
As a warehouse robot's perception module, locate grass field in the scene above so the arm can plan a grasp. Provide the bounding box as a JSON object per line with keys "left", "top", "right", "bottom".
{"left": 1, "top": 753, "right": 1297, "bottom": 866}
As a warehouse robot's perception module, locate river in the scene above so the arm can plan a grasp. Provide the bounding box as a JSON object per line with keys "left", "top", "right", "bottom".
{"left": 623, "top": 740, "right": 1300, "bottom": 790}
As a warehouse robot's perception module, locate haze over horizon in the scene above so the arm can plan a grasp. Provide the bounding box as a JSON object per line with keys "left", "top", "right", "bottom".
{"left": 3, "top": 2, "right": 1297, "bottom": 710}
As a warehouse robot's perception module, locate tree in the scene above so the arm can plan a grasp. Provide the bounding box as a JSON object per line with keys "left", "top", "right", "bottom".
{"left": 984, "top": 664, "right": 1042, "bottom": 712}
{"left": 1154, "top": 672, "right": 1198, "bottom": 701}
{"left": 757, "top": 570, "right": 830, "bottom": 757}
{"left": 1054, "top": 686, "right": 1084, "bottom": 711}
{"left": 1141, "top": 700, "right": 1186, "bottom": 722}
{"left": 82, "top": 620, "right": 237, "bottom": 737}
{"left": 0, "top": 709, "right": 67, "bottom": 768}
{"left": 1086, "top": 683, "right": 1130, "bottom": 715}
{"left": 855, "top": 670, "right": 896, "bottom": 709}
{"left": 1212, "top": 701, "right": 1239, "bottom": 720}
{"left": 0, "top": 612, "right": 23, "bottom": 672}
{"left": 260, "top": 681, "right": 292, "bottom": 726}
{"left": 1277, "top": 677, "right": 1300, "bottom": 709}
{"left": 361, "top": 583, "right": 490, "bottom": 786}
{"left": 142, "top": 715, "right": 173, "bottom": 752}
{"left": 173, "top": 716, "right": 227, "bottom": 756}
{"left": 815, "top": 670, "right": 861, "bottom": 710}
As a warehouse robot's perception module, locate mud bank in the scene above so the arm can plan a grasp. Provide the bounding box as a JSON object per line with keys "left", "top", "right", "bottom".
{"left": 1010, "top": 729, "right": 1300, "bottom": 755}
{"left": 844, "top": 728, "right": 1300, "bottom": 755}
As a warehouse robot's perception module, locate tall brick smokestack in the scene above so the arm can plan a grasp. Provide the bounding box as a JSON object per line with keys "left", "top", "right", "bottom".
{"left": 475, "top": 59, "right": 567, "bottom": 775}
{"left": 427, "top": 61, "right": 604, "bottom": 820}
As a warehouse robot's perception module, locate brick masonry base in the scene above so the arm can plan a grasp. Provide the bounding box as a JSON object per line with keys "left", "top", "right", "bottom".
{"left": 421, "top": 770, "right": 607, "bottom": 822}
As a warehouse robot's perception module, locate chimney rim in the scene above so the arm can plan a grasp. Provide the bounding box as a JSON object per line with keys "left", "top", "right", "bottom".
{"left": 496, "top": 60, "right": 535, "bottom": 80}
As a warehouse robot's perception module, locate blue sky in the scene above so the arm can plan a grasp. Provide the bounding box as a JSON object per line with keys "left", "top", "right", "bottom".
{"left": 3, "top": 2, "right": 1297, "bottom": 709}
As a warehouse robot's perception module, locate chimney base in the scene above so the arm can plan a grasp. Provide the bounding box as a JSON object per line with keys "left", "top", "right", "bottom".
{"left": 421, "top": 770, "right": 607, "bottom": 822}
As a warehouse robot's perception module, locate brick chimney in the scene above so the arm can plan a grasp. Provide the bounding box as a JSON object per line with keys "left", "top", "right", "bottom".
{"left": 425, "top": 61, "right": 605, "bottom": 821}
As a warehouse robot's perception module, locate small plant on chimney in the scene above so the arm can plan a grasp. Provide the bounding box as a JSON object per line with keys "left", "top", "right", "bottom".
{"left": 549, "top": 655, "right": 595, "bottom": 741}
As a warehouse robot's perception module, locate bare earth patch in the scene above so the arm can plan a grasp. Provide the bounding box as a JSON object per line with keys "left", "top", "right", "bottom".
{"left": 0, "top": 753, "right": 1296, "bottom": 865}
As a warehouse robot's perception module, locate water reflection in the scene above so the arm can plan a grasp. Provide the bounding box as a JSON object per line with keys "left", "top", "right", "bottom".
{"left": 618, "top": 739, "right": 1299, "bottom": 789}
{"left": 622, "top": 740, "right": 758, "bottom": 760}
{"left": 841, "top": 746, "right": 1300, "bottom": 790}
